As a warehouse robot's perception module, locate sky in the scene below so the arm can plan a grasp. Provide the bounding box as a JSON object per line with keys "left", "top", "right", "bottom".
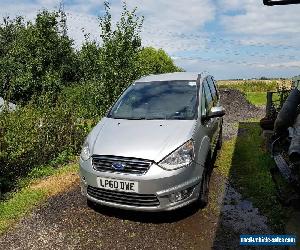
{"left": 1, "top": 0, "right": 300, "bottom": 79}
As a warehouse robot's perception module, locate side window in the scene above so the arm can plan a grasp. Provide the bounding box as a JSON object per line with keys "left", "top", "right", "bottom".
{"left": 201, "top": 80, "right": 213, "bottom": 116}
{"left": 212, "top": 77, "right": 219, "bottom": 99}
{"left": 201, "top": 87, "right": 207, "bottom": 117}
{"left": 203, "top": 80, "right": 213, "bottom": 109}
{"left": 207, "top": 77, "right": 217, "bottom": 102}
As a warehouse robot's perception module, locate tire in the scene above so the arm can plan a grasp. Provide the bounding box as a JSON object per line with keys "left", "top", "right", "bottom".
{"left": 198, "top": 154, "right": 213, "bottom": 208}
{"left": 87, "top": 199, "right": 97, "bottom": 209}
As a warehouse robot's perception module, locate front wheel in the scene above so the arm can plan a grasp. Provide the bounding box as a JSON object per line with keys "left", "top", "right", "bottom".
{"left": 197, "top": 154, "right": 213, "bottom": 208}
{"left": 87, "top": 199, "right": 97, "bottom": 209}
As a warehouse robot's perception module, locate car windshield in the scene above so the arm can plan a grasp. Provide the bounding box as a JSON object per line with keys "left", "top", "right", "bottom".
{"left": 108, "top": 80, "right": 198, "bottom": 120}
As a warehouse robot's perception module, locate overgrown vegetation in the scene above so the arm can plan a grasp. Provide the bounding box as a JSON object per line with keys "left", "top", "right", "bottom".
{"left": 0, "top": 2, "right": 181, "bottom": 197}
{"left": 216, "top": 121, "right": 286, "bottom": 232}
{"left": 0, "top": 101, "right": 81, "bottom": 194}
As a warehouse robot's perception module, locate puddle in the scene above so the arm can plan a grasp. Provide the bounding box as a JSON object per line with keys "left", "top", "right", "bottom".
{"left": 221, "top": 184, "right": 271, "bottom": 234}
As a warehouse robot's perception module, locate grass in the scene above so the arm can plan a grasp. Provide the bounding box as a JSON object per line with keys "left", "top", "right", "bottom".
{"left": 216, "top": 121, "right": 286, "bottom": 232}
{"left": 0, "top": 162, "right": 79, "bottom": 235}
{"left": 245, "top": 91, "right": 284, "bottom": 107}
{"left": 245, "top": 92, "right": 267, "bottom": 106}
{"left": 217, "top": 80, "right": 290, "bottom": 107}
{"left": 218, "top": 79, "right": 291, "bottom": 92}
{"left": 218, "top": 80, "right": 278, "bottom": 93}
{"left": 218, "top": 80, "right": 271, "bottom": 107}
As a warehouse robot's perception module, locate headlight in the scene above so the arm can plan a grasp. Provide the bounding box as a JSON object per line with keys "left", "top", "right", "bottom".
{"left": 159, "top": 140, "right": 194, "bottom": 170}
{"left": 80, "top": 141, "right": 91, "bottom": 161}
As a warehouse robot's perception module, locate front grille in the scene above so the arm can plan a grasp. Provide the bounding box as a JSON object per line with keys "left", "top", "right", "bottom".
{"left": 87, "top": 186, "right": 160, "bottom": 207}
{"left": 92, "top": 155, "right": 152, "bottom": 175}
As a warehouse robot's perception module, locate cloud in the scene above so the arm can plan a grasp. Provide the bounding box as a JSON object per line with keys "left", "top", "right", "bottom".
{"left": 107, "top": 0, "right": 216, "bottom": 53}
{"left": 0, "top": 0, "right": 216, "bottom": 53}
{"left": 217, "top": 0, "right": 245, "bottom": 11}
{"left": 257, "top": 60, "right": 300, "bottom": 69}
{"left": 0, "top": 0, "right": 103, "bottom": 48}
{"left": 175, "top": 57, "right": 300, "bottom": 79}
{"left": 65, "top": 11, "right": 101, "bottom": 48}
{"left": 1, "top": 0, "right": 300, "bottom": 78}
{"left": 220, "top": 0, "right": 300, "bottom": 36}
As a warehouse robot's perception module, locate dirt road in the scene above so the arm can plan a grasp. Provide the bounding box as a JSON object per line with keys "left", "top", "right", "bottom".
{"left": 0, "top": 90, "right": 280, "bottom": 250}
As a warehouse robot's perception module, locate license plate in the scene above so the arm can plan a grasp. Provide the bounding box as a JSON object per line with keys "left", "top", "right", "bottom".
{"left": 97, "top": 177, "right": 138, "bottom": 193}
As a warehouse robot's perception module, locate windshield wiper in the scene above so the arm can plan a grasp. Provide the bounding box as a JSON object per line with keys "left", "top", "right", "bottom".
{"left": 131, "top": 117, "right": 147, "bottom": 120}
{"left": 112, "top": 116, "right": 147, "bottom": 120}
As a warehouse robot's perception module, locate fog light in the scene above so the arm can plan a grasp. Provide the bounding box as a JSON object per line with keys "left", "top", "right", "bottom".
{"left": 169, "top": 187, "right": 194, "bottom": 203}
{"left": 81, "top": 175, "right": 87, "bottom": 185}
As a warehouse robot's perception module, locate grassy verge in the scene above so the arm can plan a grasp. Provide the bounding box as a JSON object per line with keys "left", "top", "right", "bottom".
{"left": 0, "top": 162, "right": 79, "bottom": 235}
{"left": 216, "top": 121, "right": 286, "bottom": 232}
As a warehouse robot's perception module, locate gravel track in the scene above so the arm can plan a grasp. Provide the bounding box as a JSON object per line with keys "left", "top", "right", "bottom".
{"left": 0, "top": 90, "right": 280, "bottom": 250}
{"left": 219, "top": 89, "right": 265, "bottom": 140}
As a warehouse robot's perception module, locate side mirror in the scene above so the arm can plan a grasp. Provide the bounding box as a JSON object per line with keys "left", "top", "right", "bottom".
{"left": 207, "top": 106, "right": 225, "bottom": 119}
{"left": 263, "top": 0, "right": 300, "bottom": 5}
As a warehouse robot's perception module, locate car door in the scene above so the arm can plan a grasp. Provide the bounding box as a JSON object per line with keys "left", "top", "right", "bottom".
{"left": 206, "top": 76, "right": 221, "bottom": 151}
{"left": 211, "top": 76, "right": 223, "bottom": 129}
{"left": 200, "top": 78, "right": 216, "bottom": 151}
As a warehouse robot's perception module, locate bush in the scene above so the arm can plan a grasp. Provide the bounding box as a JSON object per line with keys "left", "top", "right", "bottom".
{"left": 58, "top": 81, "right": 107, "bottom": 120}
{"left": 77, "top": 41, "right": 102, "bottom": 82}
{"left": 0, "top": 101, "right": 86, "bottom": 195}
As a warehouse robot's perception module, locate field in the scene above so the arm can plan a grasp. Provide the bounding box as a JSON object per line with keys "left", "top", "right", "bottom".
{"left": 217, "top": 79, "right": 291, "bottom": 89}
{"left": 217, "top": 79, "right": 292, "bottom": 107}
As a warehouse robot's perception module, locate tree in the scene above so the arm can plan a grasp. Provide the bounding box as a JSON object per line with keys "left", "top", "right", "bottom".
{"left": 138, "top": 47, "right": 183, "bottom": 75}
{"left": 99, "top": 1, "right": 143, "bottom": 108}
{"left": 0, "top": 10, "right": 78, "bottom": 104}
{"left": 0, "top": 16, "right": 25, "bottom": 104}
{"left": 77, "top": 40, "right": 102, "bottom": 81}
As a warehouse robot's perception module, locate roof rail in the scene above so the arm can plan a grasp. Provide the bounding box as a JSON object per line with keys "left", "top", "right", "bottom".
{"left": 199, "top": 71, "right": 210, "bottom": 78}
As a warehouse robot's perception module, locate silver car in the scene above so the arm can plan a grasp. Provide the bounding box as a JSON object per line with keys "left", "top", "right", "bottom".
{"left": 79, "top": 72, "right": 225, "bottom": 211}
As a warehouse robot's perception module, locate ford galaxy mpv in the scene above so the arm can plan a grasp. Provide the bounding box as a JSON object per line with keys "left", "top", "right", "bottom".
{"left": 79, "top": 72, "right": 225, "bottom": 211}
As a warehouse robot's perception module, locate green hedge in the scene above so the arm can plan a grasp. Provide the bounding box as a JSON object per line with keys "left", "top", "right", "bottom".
{"left": 59, "top": 81, "right": 108, "bottom": 120}
{"left": 0, "top": 101, "right": 87, "bottom": 195}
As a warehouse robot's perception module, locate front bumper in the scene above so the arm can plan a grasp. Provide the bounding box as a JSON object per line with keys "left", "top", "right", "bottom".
{"left": 79, "top": 158, "right": 203, "bottom": 211}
